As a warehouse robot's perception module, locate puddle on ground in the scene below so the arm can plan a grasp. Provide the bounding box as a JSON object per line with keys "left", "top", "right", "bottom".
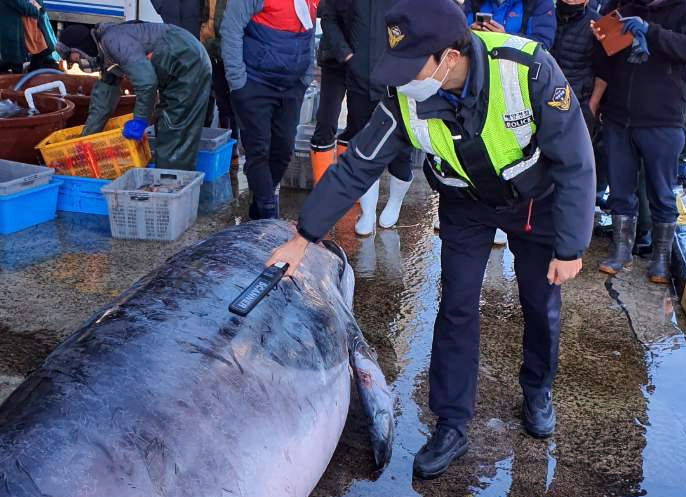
{"left": 604, "top": 255, "right": 686, "bottom": 496}
{"left": 470, "top": 454, "right": 514, "bottom": 497}
{"left": 340, "top": 228, "right": 440, "bottom": 497}
{"left": 636, "top": 336, "right": 686, "bottom": 495}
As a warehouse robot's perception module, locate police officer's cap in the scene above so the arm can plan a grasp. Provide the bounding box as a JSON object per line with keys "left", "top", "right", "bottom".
{"left": 372, "top": 0, "right": 469, "bottom": 87}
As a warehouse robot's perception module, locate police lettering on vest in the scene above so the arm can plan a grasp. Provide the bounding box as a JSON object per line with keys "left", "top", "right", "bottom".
{"left": 397, "top": 32, "right": 541, "bottom": 192}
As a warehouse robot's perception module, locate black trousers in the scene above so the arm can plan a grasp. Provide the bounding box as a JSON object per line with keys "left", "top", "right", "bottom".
{"left": 231, "top": 79, "right": 305, "bottom": 202}
{"left": 311, "top": 64, "right": 346, "bottom": 149}
{"left": 430, "top": 193, "right": 561, "bottom": 433}
{"left": 340, "top": 90, "right": 413, "bottom": 182}
{"left": 209, "top": 57, "right": 240, "bottom": 148}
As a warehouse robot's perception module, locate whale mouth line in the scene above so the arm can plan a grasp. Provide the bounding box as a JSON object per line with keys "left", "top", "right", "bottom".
{"left": 320, "top": 240, "right": 348, "bottom": 277}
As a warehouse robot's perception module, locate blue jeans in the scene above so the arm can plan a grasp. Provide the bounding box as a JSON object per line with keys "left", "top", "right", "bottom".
{"left": 604, "top": 122, "right": 685, "bottom": 223}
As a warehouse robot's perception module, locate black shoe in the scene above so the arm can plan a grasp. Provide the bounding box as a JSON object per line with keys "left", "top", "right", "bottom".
{"left": 522, "top": 391, "right": 556, "bottom": 439}
{"left": 413, "top": 425, "right": 468, "bottom": 480}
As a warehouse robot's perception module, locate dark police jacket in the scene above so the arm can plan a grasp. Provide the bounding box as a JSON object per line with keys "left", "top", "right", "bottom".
{"left": 297, "top": 34, "right": 596, "bottom": 261}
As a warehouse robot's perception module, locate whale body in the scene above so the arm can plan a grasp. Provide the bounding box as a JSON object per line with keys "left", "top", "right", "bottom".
{"left": 0, "top": 220, "right": 393, "bottom": 497}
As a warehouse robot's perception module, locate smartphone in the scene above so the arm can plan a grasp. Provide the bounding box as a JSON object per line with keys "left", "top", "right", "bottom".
{"left": 476, "top": 12, "right": 493, "bottom": 24}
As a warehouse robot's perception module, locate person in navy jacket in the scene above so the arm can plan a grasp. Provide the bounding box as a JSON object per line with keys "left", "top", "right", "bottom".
{"left": 221, "top": 0, "right": 318, "bottom": 219}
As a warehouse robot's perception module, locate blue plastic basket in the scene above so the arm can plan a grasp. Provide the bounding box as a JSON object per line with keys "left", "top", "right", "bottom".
{"left": 0, "top": 179, "right": 62, "bottom": 235}
{"left": 196, "top": 139, "right": 236, "bottom": 182}
{"left": 54, "top": 175, "right": 111, "bottom": 216}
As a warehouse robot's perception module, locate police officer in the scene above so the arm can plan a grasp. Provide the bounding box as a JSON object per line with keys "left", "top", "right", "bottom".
{"left": 268, "top": 0, "right": 595, "bottom": 479}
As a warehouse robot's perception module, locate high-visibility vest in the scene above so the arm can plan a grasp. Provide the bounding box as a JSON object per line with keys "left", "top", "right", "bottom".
{"left": 397, "top": 31, "right": 541, "bottom": 190}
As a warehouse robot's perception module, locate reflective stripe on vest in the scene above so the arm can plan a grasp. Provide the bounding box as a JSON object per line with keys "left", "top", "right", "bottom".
{"left": 397, "top": 32, "right": 538, "bottom": 186}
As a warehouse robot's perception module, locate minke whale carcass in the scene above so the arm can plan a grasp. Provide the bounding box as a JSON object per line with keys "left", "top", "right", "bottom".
{"left": 0, "top": 220, "right": 394, "bottom": 497}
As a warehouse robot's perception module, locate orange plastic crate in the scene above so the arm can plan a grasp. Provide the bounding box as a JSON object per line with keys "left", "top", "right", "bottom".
{"left": 36, "top": 114, "right": 151, "bottom": 179}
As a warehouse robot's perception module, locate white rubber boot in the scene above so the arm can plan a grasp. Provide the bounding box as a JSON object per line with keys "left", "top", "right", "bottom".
{"left": 355, "top": 180, "right": 380, "bottom": 236}
{"left": 379, "top": 175, "right": 413, "bottom": 228}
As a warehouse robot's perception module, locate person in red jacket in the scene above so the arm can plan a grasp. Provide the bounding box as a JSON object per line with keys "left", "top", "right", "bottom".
{"left": 221, "top": 0, "right": 318, "bottom": 219}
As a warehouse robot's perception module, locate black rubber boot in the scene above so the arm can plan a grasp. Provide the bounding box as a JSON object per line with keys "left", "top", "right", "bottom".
{"left": 522, "top": 390, "right": 556, "bottom": 439}
{"left": 599, "top": 215, "right": 637, "bottom": 274}
{"left": 413, "top": 425, "right": 469, "bottom": 480}
{"left": 633, "top": 230, "right": 652, "bottom": 256}
{"left": 648, "top": 222, "right": 676, "bottom": 284}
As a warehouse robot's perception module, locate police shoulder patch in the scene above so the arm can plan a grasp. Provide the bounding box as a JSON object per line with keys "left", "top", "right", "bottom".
{"left": 547, "top": 85, "right": 571, "bottom": 112}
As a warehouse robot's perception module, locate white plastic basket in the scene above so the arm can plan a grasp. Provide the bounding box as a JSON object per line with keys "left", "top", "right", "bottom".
{"left": 0, "top": 160, "right": 54, "bottom": 196}
{"left": 281, "top": 145, "right": 313, "bottom": 190}
{"left": 101, "top": 168, "right": 204, "bottom": 241}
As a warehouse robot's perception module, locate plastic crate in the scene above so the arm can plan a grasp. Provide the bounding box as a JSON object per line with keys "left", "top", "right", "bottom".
{"left": 146, "top": 127, "right": 230, "bottom": 152}
{"left": 101, "top": 168, "right": 204, "bottom": 241}
{"left": 296, "top": 124, "right": 316, "bottom": 141}
{"left": 299, "top": 86, "right": 319, "bottom": 125}
{"left": 199, "top": 128, "right": 230, "bottom": 150}
{"left": 0, "top": 179, "right": 61, "bottom": 235}
{"left": 0, "top": 160, "right": 54, "bottom": 196}
{"left": 197, "top": 139, "right": 236, "bottom": 182}
{"left": 54, "top": 175, "right": 111, "bottom": 215}
{"left": 281, "top": 146, "right": 313, "bottom": 190}
{"left": 199, "top": 174, "right": 233, "bottom": 214}
{"left": 36, "top": 114, "right": 151, "bottom": 180}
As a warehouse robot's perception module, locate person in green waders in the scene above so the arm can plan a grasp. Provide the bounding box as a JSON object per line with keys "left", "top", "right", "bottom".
{"left": 62, "top": 22, "right": 211, "bottom": 171}
{"left": 267, "top": 0, "right": 595, "bottom": 480}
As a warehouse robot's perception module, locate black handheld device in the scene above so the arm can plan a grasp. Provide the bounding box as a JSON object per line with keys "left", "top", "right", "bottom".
{"left": 476, "top": 12, "right": 493, "bottom": 23}
{"left": 229, "top": 262, "right": 290, "bottom": 317}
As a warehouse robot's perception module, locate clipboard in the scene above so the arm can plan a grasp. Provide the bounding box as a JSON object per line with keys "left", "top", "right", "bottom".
{"left": 595, "top": 10, "right": 634, "bottom": 56}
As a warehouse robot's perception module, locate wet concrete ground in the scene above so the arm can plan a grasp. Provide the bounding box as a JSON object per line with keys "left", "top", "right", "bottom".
{"left": 1, "top": 170, "right": 685, "bottom": 496}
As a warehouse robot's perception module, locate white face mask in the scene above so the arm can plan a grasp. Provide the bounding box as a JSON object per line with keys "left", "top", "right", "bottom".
{"left": 398, "top": 52, "right": 452, "bottom": 102}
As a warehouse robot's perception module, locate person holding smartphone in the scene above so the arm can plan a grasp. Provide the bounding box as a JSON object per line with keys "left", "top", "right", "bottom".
{"left": 463, "top": 0, "right": 557, "bottom": 50}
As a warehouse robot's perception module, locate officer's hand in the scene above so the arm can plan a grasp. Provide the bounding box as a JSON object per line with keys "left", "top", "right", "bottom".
{"left": 266, "top": 234, "right": 310, "bottom": 277}
{"left": 590, "top": 20, "right": 606, "bottom": 41}
{"left": 482, "top": 20, "right": 505, "bottom": 33}
{"left": 470, "top": 22, "right": 484, "bottom": 31}
{"left": 547, "top": 258, "right": 583, "bottom": 286}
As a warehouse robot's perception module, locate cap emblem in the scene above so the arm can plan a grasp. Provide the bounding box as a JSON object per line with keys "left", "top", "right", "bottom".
{"left": 387, "top": 25, "right": 405, "bottom": 49}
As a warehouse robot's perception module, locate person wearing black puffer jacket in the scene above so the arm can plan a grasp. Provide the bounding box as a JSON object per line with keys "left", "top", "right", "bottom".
{"left": 593, "top": 0, "right": 686, "bottom": 284}
{"left": 327, "top": 0, "right": 415, "bottom": 236}
{"left": 310, "top": 0, "right": 351, "bottom": 181}
{"left": 550, "top": 0, "right": 601, "bottom": 130}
